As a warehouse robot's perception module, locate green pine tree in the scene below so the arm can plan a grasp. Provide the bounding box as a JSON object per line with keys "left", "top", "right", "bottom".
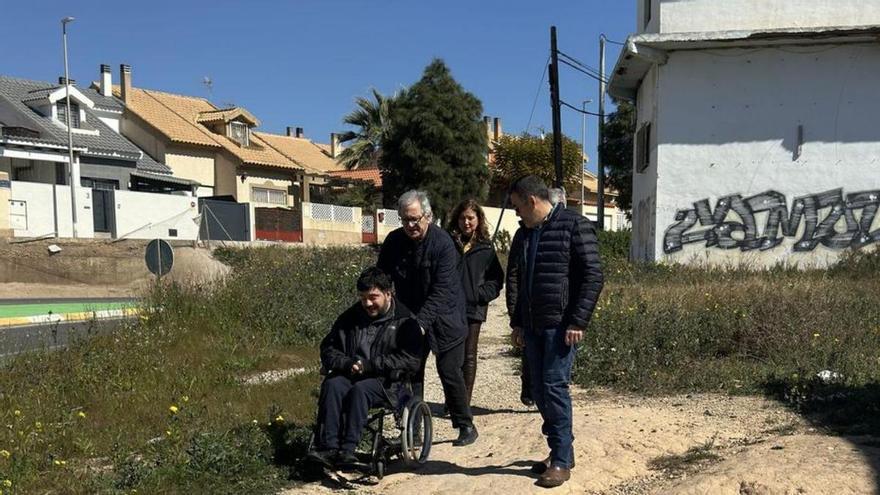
{"left": 380, "top": 59, "right": 488, "bottom": 222}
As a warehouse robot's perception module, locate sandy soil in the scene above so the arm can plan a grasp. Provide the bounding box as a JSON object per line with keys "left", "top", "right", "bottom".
{"left": 285, "top": 294, "right": 880, "bottom": 495}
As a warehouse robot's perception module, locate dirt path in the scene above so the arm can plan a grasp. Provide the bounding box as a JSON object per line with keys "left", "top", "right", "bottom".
{"left": 287, "top": 296, "right": 880, "bottom": 494}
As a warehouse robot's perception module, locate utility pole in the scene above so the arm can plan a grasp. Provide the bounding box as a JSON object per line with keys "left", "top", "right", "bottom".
{"left": 597, "top": 34, "right": 607, "bottom": 231}
{"left": 62, "top": 16, "right": 78, "bottom": 238}
{"left": 581, "top": 99, "right": 592, "bottom": 216}
{"left": 549, "top": 26, "right": 564, "bottom": 189}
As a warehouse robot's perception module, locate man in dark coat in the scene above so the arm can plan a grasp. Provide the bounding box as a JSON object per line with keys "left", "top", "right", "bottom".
{"left": 377, "top": 190, "right": 477, "bottom": 447}
{"left": 506, "top": 176, "right": 604, "bottom": 488}
{"left": 308, "top": 267, "right": 424, "bottom": 468}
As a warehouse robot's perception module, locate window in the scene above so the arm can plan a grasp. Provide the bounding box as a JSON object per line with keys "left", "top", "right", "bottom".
{"left": 251, "top": 186, "right": 287, "bottom": 205}
{"left": 56, "top": 100, "right": 81, "bottom": 128}
{"left": 81, "top": 178, "right": 119, "bottom": 190}
{"left": 636, "top": 123, "right": 652, "bottom": 173}
{"left": 644, "top": 0, "right": 652, "bottom": 28}
{"left": 229, "top": 121, "right": 250, "bottom": 146}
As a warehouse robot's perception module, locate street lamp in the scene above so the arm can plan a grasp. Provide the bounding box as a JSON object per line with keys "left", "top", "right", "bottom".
{"left": 581, "top": 99, "right": 592, "bottom": 217}
{"left": 62, "top": 16, "right": 78, "bottom": 238}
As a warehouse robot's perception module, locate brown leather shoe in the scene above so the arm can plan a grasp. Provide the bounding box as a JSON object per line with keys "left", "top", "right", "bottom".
{"left": 536, "top": 465, "right": 571, "bottom": 488}
{"left": 530, "top": 456, "right": 575, "bottom": 474}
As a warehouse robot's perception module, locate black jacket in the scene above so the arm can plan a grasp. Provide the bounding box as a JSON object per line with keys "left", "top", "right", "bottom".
{"left": 377, "top": 223, "right": 468, "bottom": 352}
{"left": 506, "top": 205, "right": 604, "bottom": 332}
{"left": 319, "top": 299, "right": 424, "bottom": 397}
{"left": 453, "top": 237, "right": 504, "bottom": 322}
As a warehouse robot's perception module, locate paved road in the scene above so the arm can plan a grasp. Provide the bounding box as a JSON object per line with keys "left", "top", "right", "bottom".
{"left": 0, "top": 317, "right": 132, "bottom": 359}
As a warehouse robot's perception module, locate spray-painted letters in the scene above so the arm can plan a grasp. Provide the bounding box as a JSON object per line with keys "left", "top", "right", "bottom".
{"left": 664, "top": 188, "right": 880, "bottom": 253}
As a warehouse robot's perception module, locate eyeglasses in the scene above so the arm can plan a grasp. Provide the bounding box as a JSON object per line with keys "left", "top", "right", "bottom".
{"left": 401, "top": 213, "right": 425, "bottom": 226}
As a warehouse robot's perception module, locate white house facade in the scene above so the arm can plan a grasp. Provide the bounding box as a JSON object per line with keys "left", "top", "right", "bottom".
{"left": 611, "top": 0, "right": 880, "bottom": 267}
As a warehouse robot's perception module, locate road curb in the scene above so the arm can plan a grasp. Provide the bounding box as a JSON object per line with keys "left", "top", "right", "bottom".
{"left": 0, "top": 308, "right": 140, "bottom": 327}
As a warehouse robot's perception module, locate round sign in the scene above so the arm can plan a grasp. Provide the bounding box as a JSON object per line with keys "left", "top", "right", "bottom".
{"left": 145, "top": 239, "right": 174, "bottom": 277}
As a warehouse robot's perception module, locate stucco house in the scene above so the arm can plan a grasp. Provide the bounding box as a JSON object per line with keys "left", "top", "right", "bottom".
{"left": 0, "top": 73, "right": 192, "bottom": 236}
{"left": 609, "top": 0, "right": 880, "bottom": 267}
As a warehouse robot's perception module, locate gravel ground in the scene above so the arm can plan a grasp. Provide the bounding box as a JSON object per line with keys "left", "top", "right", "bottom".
{"left": 285, "top": 295, "right": 880, "bottom": 494}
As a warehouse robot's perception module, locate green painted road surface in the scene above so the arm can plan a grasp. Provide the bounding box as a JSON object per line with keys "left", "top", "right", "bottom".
{"left": 0, "top": 301, "right": 133, "bottom": 318}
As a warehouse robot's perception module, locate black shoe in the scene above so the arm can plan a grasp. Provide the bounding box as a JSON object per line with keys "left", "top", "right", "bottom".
{"left": 521, "top": 393, "right": 535, "bottom": 407}
{"left": 304, "top": 448, "right": 337, "bottom": 468}
{"left": 335, "top": 450, "right": 359, "bottom": 467}
{"left": 452, "top": 425, "right": 478, "bottom": 447}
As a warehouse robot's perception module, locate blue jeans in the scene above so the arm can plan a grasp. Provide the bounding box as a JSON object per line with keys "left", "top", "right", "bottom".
{"left": 523, "top": 325, "right": 576, "bottom": 469}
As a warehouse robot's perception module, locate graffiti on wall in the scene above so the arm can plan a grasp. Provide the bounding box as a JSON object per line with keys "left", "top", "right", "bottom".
{"left": 663, "top": 188, "right": 880, "bottom": 254}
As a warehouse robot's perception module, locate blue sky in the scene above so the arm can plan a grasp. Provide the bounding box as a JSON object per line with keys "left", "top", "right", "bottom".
{"left": 1, "top": 1, "right": 635, "bottom": 172}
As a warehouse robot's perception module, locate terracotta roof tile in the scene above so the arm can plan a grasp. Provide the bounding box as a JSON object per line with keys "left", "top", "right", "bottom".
{"left": 328, "top": 167, "right": 382, "bottom": 187}
{"left": 114, "top": 85, "right": 302, "bottom": 171}
{"left": 255, "top": 132, "right": 344, "bottom": 175}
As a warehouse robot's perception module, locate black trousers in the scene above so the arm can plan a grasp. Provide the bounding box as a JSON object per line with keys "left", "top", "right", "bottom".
{"left": 317, "top": 375, "right": 387, "bottom": 453}
{"left": 521, "top": 352, "right": 532, "bottom": 400}
{"left": 413, "top": 339, "right": 474, "bottom": 429}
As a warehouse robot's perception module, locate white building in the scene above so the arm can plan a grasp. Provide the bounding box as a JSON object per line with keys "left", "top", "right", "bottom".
{"left": 609, "top": 0, "right": 880, "bottom": 267}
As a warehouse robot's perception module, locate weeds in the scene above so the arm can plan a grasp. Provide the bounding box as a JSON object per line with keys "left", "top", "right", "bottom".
{"left": 648, "top": 437, "right": 721, "bottom": 475}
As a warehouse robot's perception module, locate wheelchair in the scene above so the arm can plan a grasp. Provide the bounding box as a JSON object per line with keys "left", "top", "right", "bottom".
{"left": 307, "top": 372, "right": 433, "bottom": 479}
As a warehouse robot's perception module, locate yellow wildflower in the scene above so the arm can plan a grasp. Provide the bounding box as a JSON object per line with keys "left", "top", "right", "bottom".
{"left": 1, "top": 480, "right": 9, "bottom": 488}
{"left": 77, "top": 412, "right": 87, "bottom": 419}
{"left": 12, "top": 411, "right": 20, "bottom": 417}
{"left": 35, "top": 422, "right": 42, "bottom": 430}
{"left": 813, "top": 333, "right": 820, "bottom": 338}
{"left": 0, "top": 450, "right": 9, "bottom": 459}
{"left": 54, "top": 459, "right": 62, "bottom": 466}
{"left": 169, "top": 405, "right": 179, "bottom": 414}
{"left": 275, "top": 415, "right": 284, "bottom": 423}
{"left": 182, "top": 396, "right": 189, "bottom": 403}
{"left": 165, "top": 430, "right": 172, "bottom": 436}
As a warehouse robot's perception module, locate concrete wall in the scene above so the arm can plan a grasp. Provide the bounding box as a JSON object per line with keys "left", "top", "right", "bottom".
{"left": 483, "top": 205, "right": 522, "bottom": 242}
{"left": 165, "top": 148, "right": 215, "bottom": 194}
{"left": 646, "top": 44, "right": 880, "bottom": 267}
{"left": 10, "top": 181, "right": 94, "bottom": 238}
{"left": 0, "top": 172, "right": 10, "bottom": 237}
{"left": 301, "top": 202, "right": 361, "bottom": 245}
{"left": 631, "top": 65, "right": 660, "bottom": 261}
{"left": 120, "top": 112, "right": 167, "bottom": 165}
{"left": 80, "top": 159, "right": 135, "bottom": 190}
{"left": 236, "top": 167, "right": 298, "bottom": 207}
{"left": 114, "top": 190, "right": 199, "bottom": 240}
{"left": 654, "top": 0, "right": 880, "bottom": 34}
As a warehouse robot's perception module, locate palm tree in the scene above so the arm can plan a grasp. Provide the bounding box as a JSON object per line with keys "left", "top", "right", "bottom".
{"left": 336, "top": 88, "right": 398, "bottom": 170}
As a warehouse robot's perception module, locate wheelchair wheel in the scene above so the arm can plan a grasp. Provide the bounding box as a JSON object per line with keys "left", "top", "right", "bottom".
{"left": 400, "top": 399, "right": 432, "bottom": 466}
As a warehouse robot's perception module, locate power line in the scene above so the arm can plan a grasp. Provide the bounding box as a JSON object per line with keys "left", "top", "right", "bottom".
{"left": 558, "top": 57, "right": 608, "bottom": 84}
{"left": 604, "top": 38, "right": 626, "bottom": 46}
{"left": 557, "top": 50, "right": 608, "bottom": 82}
{"left": 524, "top": 55, "right": 550, "bottom": 133}
{"left": 560, "top": 100, "right": 604, "bottom": 117}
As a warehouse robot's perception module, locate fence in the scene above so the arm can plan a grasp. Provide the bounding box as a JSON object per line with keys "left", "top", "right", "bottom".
{"left": 306, "top": 202, "right": 357, "bottom": 223}
{"left": 301, "top": 202, "right": 361, "bottom": 245}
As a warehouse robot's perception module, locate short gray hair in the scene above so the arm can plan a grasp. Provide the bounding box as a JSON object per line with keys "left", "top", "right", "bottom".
{"left": 397, "top": 190, "right": 433, "bottom": 219}
{"left": 549, "top": 187, "right": 566, "bottom": 205}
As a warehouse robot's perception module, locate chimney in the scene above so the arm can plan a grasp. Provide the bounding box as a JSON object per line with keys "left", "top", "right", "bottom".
{"left": 58, "top": 76, "right": 76, "bottom": 86}
{"left": 330, "top": 132, "right": 340, "bottom": 158}
{"left": 483, "top": 116, "right": 491, "bottom": 140}
{"left": 286, "top": 126, "right": 305, "bottom": 138}
{"left": 296, "top": 127, "right": 304, "bottom": 138}
{"left": 120, "top": 64, "right": 131, "bottom": 103}
{"left": 493, "top": 117, "right": 503, "bottom": 142}
{"left": 100, "top": 64, "right": 112, "bottom": 97}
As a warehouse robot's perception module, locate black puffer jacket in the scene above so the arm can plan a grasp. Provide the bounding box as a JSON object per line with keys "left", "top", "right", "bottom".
{"left": 319, "top": 300, "right": 424, "bottom": 398}
{"left": 506, "top": 205, "right": 604, "bottom": 332}
{"left": 377, "top": 224, "right": 468, "bottom": 352}
{"left": 453, "top": 238, "right": 504, "bottom": 322}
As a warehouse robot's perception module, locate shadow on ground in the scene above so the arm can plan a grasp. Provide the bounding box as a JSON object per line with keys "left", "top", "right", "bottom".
{"left": 763, "top": 379, "right": 880, "bottom": 490}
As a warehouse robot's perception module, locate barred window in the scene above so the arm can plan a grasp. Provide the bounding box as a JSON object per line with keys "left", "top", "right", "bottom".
{"left": 252, "top": 186, "right": 287, "bottom": 205}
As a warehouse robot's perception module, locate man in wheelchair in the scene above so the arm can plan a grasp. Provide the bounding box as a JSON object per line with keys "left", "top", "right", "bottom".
{"left": 307, "top": 266, "right": 425, "bottom": 468}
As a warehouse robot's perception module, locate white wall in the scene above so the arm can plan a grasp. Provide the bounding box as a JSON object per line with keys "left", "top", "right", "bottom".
{"left": 10, "top": 181, "right": 94, "bottom": 238}
{"left": 483, "top": 206, "right": 522, "bottom": 242}
{"left": 647, "top": 44, "right": 880, "bottom": 267}
{"left": 114, "top": 190, "right": 200, "bottom": 240}
{"left": 631, "top": 65, "right": 660, "bottom": 261}
{"left": 656, "top": 0, "right": 880, "bottom": 34}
